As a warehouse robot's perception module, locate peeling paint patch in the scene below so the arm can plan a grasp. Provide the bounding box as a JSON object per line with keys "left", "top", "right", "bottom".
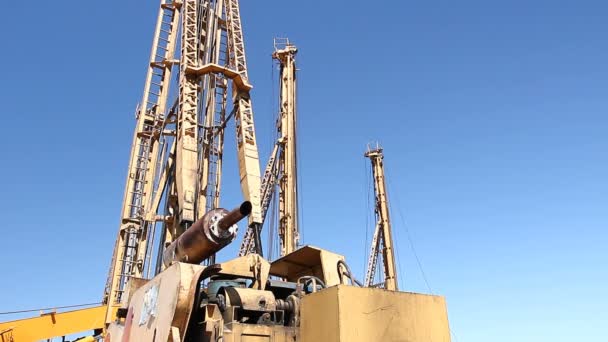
{"left": 138, "top": 284, "right": 159, "bottom": 326}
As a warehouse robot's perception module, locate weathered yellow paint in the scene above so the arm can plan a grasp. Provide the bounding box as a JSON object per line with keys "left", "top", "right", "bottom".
{"left": 0, "top": 305, "right": 107, "bottom": 342}
{"left": 299, "top": 286, "right": 340, "bottom": 342}
{"left": 113, "top": 262, "right": 205, "bottom": 342}
{"left": 270, "top": 246, "right": 345, "bottom": 286}
{"left": 222, "top": 323, "right": 295, "bottom": 342}
{"left": 300, "top": 285, "right": 451, "bottom": 342}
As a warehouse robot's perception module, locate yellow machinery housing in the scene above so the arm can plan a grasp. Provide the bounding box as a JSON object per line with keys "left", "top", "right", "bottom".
{"left": 104, "top": 246, "right": 451, "bottom": 342}
{"left": 300, "top": 286, "right": 450, "bottom": 341}
{"left": 0, "top": 246, "right": 451, "bottom": 342}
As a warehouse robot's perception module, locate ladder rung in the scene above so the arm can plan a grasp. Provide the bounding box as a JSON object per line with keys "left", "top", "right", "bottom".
{"left": 151, "top": 61, "right": 165, "bottom": 70}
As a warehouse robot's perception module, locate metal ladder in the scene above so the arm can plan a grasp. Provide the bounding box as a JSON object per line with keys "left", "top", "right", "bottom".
{"left": 103, "top": 0, "right": 179, "bottom": 308}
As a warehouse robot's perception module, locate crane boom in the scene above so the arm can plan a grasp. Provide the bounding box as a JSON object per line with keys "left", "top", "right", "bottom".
{"left": 103, "top": 0, "right": 263, "bottom": 324}
{"left": 364, "top": 144, "right": 398, "bottom": 290}
{"left": 239, "top": 39, "right": 299, "bottom": 257}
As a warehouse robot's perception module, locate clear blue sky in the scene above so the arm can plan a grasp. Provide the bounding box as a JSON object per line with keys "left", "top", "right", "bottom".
{"left": 1, "top": 1, "right": 606, "bottom": 341}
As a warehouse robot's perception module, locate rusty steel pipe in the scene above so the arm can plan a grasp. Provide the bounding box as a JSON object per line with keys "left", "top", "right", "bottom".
{"left": 162, "top": 201, "right": 252, "bottom": 267}
{"left": 217, "top": 201, "right": 252, "bottom": 231}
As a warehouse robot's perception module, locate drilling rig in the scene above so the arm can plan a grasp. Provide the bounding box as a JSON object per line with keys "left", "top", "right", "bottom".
{"left": 102, "top": 0, "right": 265, "bottom": 324}
{"left": 240, "top": 38, "right": 299, "bottom": 258}
{"left": 0, "top": 0, "right": 452, "bottom": 340}
{"left": 364, "top": 144, "right": 399, "bottom": 291}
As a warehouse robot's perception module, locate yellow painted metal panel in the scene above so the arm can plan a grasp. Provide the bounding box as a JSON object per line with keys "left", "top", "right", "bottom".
{"left": 337, "top": 286, "right": 451, "bottom": 342}
{"left": 242, "top": 336, "right": 270, "bottom": 342}
{"left": 0, "top": 305, "right": 106, "bottom": 341}
{"left": 300, "top": 285, "right": 451, "bottom": 342}
{"left": 223, "top": 322, "right": 295, "bottom": 342}
{"left": 270, "top": 246, "right": 345, "bottom": 286}
{"left": 114, "top": 262, "right": 205, "bottom": 342}
{"left": 299, "top": 285, "right": 341, "bottom": 342}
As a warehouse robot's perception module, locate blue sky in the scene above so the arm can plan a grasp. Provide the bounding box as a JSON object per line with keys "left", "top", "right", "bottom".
{"left": 1, "top": 1, "right": 607, "bottom": 341}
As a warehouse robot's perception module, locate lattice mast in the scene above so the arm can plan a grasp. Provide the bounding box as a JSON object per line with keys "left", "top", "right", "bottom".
{"left": 103, "top": 0, "right": 263, "bottom": 324}
{"left": 364, "top": 145, "right": 398, "bottom": 290}
{"left": 239, "top": 39, "right": 299, "bottom": 257}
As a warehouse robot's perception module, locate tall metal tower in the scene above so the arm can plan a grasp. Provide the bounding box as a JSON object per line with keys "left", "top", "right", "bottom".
{"left": 364, "top": 144, "right": 399, "bottom": 290}
{"left": 239, "top": 38, "right": 299, "bottom": 258}
{"left": 102, "top": 0, "right": 263, "bottom": 323}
